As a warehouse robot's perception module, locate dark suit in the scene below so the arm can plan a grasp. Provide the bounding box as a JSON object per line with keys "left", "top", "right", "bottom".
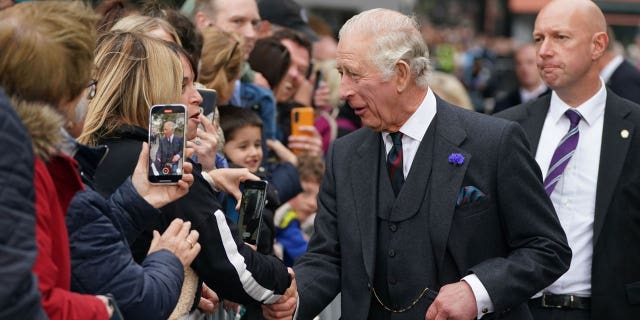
{"left": 155, "top": 135, "right": 182, "bottom": 174}
{"left": 294, "top": 97, "right": 571, "bottom": 319}
{"left": 607, "top": 59, "right": 640, "bottom": 105}
{"left": 493, "top": 88, "right": 551, "bottom": 114}
{"left": 495, "top": 90, "right": 640, "bottom": 319}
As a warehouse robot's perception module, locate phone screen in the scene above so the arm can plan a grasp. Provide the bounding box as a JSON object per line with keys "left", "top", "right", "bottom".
{"left": 237, "top": 180, "right": 268, "bottom": 245}
{"left": 148, "top": 104, "right": 187, "bottom": 184}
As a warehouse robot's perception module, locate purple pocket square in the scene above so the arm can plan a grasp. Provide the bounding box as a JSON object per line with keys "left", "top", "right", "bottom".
{"left": 456, "top": 186, "right": 487, "bottom": 206}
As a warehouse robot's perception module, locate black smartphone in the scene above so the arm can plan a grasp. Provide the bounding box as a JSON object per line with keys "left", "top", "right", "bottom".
{"left": 237, "top": 180, "right": 268, "bottom": 246}
{"left": 313, "top": 69, "right": 323, "bottom": 92}
{"left": 148, "top": 104, "right": 187, "bottom": 184}
{"left": 197, "top": 88, "right": 217, "bottom": 121}
{"left": 311, "top": 69, "right": 323, "bottom": 108}
{"left": 105, "top": 294, "right": 124, "bottom": 320}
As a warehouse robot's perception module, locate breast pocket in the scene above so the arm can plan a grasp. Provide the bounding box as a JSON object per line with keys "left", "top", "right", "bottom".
{"left": 454, "top": 197, "right": 491, "bottom": 219}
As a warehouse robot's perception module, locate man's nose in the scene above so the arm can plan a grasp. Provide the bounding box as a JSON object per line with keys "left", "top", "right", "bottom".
{"left": 537, "top": 39, "right": 553, "bottom": 58}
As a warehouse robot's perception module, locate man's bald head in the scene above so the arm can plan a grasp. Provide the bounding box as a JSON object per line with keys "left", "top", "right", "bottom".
{"left": 539, "top": 0, "right": 606, "bottom": 34}
{"left": 533, "top": 0, "right": 608, "bottom": 106}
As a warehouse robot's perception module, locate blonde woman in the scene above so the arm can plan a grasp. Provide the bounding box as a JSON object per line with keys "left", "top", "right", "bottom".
{"left": 80, "top": 29, "right": 293, "bottom": 318}
{"left": 0, "top": 4, "right": 198, "bottom": 320}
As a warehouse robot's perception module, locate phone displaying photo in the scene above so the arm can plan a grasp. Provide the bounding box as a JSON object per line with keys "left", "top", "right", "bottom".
{"left": 148, "top": 104, "right": 187, "bottom": 184}
{"left": 290, "top": 107, "right": 315, "bottom": 154}
{"left": 197, "top": 88, "right": 217, "bottom": 123}
{"left": 237, "top": 180, "right": 268, "bottom": 246}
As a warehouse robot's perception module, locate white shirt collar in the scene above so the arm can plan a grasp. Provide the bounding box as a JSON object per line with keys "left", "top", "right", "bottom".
{"left": 519, "top": 83, "right": 548, "bottom": 103}
{"left": 549, "top": 79, "right": 607, "bottom": 127}
{"left": 382, "top": 88, "right": 437, "bottom": 142}
{"left": 600, "top": 55, "right": 624, "bottom": 83}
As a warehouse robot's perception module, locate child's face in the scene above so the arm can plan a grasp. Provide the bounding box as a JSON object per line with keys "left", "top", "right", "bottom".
{"left": 289, "top": 179, "right": 319, "bottom": 220}
{"left": 223, "top": 125, "right": 263, "bottom": 173}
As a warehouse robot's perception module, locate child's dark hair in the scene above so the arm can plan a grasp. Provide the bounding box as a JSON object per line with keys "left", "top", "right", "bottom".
{"left": 218, "top": 106, "right": 263, "bottom": 141}
{"left": 297, "top": 154, "right": 325, "bottom": 183}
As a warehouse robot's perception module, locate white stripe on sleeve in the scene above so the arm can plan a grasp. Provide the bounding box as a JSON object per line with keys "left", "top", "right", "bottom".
{"left": 213, "top": 209, "right": 283, "bottom": 304}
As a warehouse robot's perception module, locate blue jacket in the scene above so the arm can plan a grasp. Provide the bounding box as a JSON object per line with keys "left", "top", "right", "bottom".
{"left": 66, "top": 179, "right": 184, "bottom": 320}
{"left": 0, "top": 88, "right": 46, "bottom": 320}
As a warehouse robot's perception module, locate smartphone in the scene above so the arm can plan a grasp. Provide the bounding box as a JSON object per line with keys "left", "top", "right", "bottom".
{"left": 311, "top": 70, "right": 323, "bottom": 109}
{"left": 148, "top": 104, "right": 187, "bottom": 184}
{"left": 105, "top": 294, "right": 124, "bottom": 320}
{"left": 197, "top": 88, "right": 217, "bottom": 122}
{"left": 313, "top": 70, "right": 323, "bottom": 92}
{"left": 237, "top": 180, "right": 268, "bottom": 246}
{"left": 291, "top": 106, "right": 314, "bottom": 154}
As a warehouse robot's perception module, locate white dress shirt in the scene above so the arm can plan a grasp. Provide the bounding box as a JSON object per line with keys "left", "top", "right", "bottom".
{"left": 600, "top": 55, "right": 624, "bottom": 84}
{"left": 534, "top": 81, "right": 606, "bottom": 297}
{"left": 382, "top": 88, "right": 494, "bottom": 319}
{"left": 520, "top": 83, "right": 548, "bottom": 104}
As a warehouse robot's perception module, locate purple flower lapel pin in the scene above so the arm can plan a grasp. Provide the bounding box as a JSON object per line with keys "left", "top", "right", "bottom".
{"left": 448, "top": 153, "right": 464, "bottom": 166}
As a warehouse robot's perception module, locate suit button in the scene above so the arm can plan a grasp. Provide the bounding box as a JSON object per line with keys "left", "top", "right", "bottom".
{"left": 389, "top": 278, "right": 397, "bottom": 285}
{"left": 389, "top": 224, "right": 397, "bottom": 232}
{"left": 388, "top": 249, "right": 396, "bottom": 257}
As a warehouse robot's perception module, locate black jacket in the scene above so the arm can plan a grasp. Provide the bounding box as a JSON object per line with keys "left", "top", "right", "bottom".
{"left": 94, "top": 126, "right": 291, "bottom": 306}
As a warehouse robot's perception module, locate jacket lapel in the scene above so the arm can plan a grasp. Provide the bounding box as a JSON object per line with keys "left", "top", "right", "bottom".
{"left": 594, "top": 92, "right": 634, "bottom": 245}
{"left": 428, "top": 101, "right": 471, "bottom": 272}
{"left": 519, "top": 96, "right": 551, "bottom": 154}
{"left": 390, "top": 120, "right": 436, "bottom": 221}
{"left": 350, "top": 130, "right": 382, "bottom": 283}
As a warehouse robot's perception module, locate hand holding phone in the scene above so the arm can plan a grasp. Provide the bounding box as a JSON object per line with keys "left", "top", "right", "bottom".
{"left": 148, "top": 104, "right": 187, "bottom": 184}
{"left": 290, "top": 107, "right": 314, "bottom": 154}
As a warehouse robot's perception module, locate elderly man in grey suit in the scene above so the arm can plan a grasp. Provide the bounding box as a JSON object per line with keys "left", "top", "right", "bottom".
{"left": 496, "top": 1, "right": 640, "bottom": 319}
{"left": 263, "top": 8, "right": 571, "bottom": 320}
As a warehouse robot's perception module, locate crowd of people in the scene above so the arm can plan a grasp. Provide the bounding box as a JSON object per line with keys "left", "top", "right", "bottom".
{"left": 1, "top": 0, "right": 640, "bottom": 320}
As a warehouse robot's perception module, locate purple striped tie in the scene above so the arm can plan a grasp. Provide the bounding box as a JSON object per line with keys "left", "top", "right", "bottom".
{"left": 543, "top": 109, "right": 582, "bottom": 196}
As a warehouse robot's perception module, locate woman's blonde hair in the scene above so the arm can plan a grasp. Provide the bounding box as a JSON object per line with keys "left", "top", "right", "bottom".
{"left": 0, "top": 1, "right": 97, "bottom": 106}
{"left": 78, "top": 31, "right": 182, "bottom": 146}
{"left": 198, "top": 28, "right": 244, "bottom": 104}
{"left": 111, "top": 14, "right": 182, "bottom": 46}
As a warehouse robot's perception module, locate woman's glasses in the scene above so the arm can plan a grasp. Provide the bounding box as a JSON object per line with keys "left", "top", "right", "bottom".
{"left": 86, "top": 79, "right": 97, "bottom": 100}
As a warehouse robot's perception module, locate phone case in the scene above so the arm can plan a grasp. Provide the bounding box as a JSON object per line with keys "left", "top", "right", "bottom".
{"left": 148, "top": 104, "right": 187, "bottom": 184}
{"left": 197, "top": 88, "right": 217, "bottom": 117}
{"left": 238, "top": 180, "right": 268, "bottom": 247}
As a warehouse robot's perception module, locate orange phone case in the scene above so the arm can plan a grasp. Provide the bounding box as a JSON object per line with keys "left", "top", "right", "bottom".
{"left": 291, "top": 107, "right": 314, "bottom": 137}
{"left": 290, "top": 107, "right": 314, "bottom": 154}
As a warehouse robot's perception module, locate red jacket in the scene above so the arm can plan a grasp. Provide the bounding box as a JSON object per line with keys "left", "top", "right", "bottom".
{"left": 32, "top": 155, "right": 108, "bottom": 320}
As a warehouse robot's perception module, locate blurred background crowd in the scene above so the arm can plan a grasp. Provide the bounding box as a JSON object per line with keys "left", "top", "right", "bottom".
{"left": 1, "top": 0, "right": 639, "bottom": 319}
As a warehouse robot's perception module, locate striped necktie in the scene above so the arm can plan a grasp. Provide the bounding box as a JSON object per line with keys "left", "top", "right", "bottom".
{"left": 387, "top": 132, "right": 404, "bottom": 197}
{"left": 543, "top": 109, "right": 582, "bottom": 196}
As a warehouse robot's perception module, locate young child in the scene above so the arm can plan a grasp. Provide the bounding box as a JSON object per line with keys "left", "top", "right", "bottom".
{"left": 218, "top": 106, "right": 300, "bottom": 255}
{"left": 273, "top": 154, "right": 325, "bottom": 267}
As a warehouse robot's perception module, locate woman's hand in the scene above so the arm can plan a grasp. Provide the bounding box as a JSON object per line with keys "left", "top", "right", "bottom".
{"left": 205, "top": 168, "right": 260, "bottom": 210}
{"left": 186, "top": 114, "right": 219, "bottom": 171}
{"left": 132, "top": 143, "right": 194, "bottom": 208}
{"left": 288, "top": 125, "right": 323, "bottom": 157}
{"left": 147, "top": 218, "right": 201, "bottom": 267}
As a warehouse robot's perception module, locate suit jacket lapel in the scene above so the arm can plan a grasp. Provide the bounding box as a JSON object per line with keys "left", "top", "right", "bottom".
{"left": 390, "top": 119, "right": 436, "bottom": 222}
{"left": 351, "top": 130, "right": 382, "bottom": 283}
{"left": 519, "top": 95, "right": 551, "bottom": 153}
{"left": 594, "top": 92, "right": 634, "bottom": 245}
{"left": 429, "top": 101, "right": 471, "bottom": 272}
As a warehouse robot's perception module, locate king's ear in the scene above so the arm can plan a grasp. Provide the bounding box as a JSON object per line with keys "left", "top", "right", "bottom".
{"left": 394, "top": 60, "right": 411, "bottom": 93}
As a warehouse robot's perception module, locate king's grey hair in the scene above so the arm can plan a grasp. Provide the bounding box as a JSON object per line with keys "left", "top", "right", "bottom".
{"left": 339, "top": 8, "right": 431, "bottom": 89}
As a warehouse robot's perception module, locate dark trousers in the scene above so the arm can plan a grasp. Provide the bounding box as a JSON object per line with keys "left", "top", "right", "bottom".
{"left": 528, "top": 300, "right": 591, "bottom": 320}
